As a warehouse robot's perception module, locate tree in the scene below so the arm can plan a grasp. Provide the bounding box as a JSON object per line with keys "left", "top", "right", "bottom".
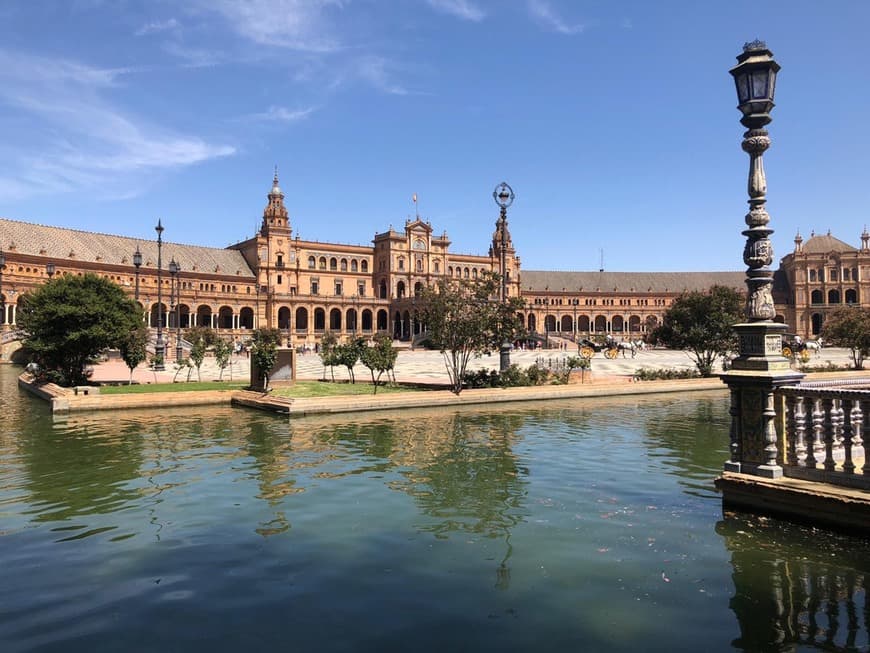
{"left": 651, "top": 285, "right": 742, "bottom": 377}
{"left": 119, "top": 324, "right": 149, "bottom": 385}
{"left": 213, "top": 338, "right": 234, "bottom": 380}
{"left": 187, "top": 336, "right": 208, "bottom": 382}
{"left": 359, "top": 334, "right": 398, "bottom": 393}
{"left": 421, "top": 272, "right": 526, "bottom": 394}
{"left": 333, "top": 338, "right": 365, "bottom": 383}
{"left": 319, "top": 331, "right": 339, "bottom": 381}
{"left": 251, "top": 327, "right": 282, "bottom": 391}
{"left": 18, "top": 273, "right": 143, "bottom": 386}
{"left": 821, "top": 307, "right": 870, "bottom": 369}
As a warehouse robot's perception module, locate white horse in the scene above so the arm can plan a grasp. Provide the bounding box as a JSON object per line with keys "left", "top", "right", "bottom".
{"left": 804, "top": 338, "right": 823, "bottom": 356}
{"left": 631, "top": 339, "right": 646, "bottom": 351}
{"left": 617, "top": 341, "right": 638, "bottom": 358}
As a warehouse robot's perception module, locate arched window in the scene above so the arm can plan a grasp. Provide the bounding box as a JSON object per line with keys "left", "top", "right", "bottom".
{"left": 330, "top": 258, "right": 337, "bottom": 271}
{"left": 809, "top": 269, "right": 816, "bottom": 282}
{"left": 397, "top": 281, "right": 406, "bottom": 298}
{"left": 361, "top": 260, "right": 368, "bottom": 272}
{"left": 351, "top": 259, "right": 358, "bottom": 272}
{"left": 295, "top": 307, "right": 308, "bottom": 331}
{"left": 434, "top": 261, "right": 440, "bottom": 273}
{"left": 846, "top": 288, "right": 858, "bottom": 304}
{"left": 340, "top": 258, "right": 348, "bottom": 271}
{"left": 464, "top": 267, "right": 470, "bottom": 279}
{"left": 811, "top": 290, "right": 823, "bottom": 304}
{"left": 319, "top": 257, "right": 327, "bottom": 270}
{"left": 448, "top": 266, "right": 453, "bottom": 276}
{"left": 472, "top": 268, "right": 478, "bottom": 279}
{"left": 828, "top": 289, "right": 841, "bottom": 304}
{"left": 379, "top": 279, "right": 388, "bottom": 299}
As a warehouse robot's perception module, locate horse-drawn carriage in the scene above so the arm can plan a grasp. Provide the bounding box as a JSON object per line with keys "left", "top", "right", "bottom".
{"left": 578, "top": 336, "right": 642, "bottom": 359}
{"left": 781, "top": 333, "right": 822, "bottom": 362}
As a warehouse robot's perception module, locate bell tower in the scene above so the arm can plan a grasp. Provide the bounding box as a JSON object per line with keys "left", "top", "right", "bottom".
{"left": 260, "top": 167, "right": 292, "bottom": 237}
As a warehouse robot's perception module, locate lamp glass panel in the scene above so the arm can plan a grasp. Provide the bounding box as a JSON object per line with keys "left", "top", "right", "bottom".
{"left": 736, "top": 72, "right": 751, "bottom": 104}
{"left": 751, "top": 69, "right": 770, "bottom": 99}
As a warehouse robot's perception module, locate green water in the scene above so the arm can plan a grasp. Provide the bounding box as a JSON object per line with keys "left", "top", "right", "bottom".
{"left": 1, "top": 365, "right": 868, "bottom": 652}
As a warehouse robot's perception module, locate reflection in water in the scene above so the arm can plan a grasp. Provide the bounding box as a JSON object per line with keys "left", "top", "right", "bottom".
{"left": 5, "top": 363, "right": 870, "bottom": 653}
{"left": 718, "top": 512, "right": 870, "bottom": 652}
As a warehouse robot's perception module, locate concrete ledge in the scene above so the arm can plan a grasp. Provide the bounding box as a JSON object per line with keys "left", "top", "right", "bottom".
{"left": 18, "top": 373, "right": 235, "bottom": 413}
{"left": 715, "top": 471, "right": 870, "bottom": 534}
{"left": 275, "top": 377, "right": 726, "bottom": 417}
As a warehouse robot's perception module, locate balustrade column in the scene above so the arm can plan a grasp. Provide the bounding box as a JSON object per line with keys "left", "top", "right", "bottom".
{"left": 822, "top": 397, "right": 837, "bottom": 473}
{"left": 841, "top": 398, "right": 855, "bottom": 474}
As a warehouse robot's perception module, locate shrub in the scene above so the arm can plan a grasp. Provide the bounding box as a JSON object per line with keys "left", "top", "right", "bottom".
{"left": 632, "top": 367, "right": 699, "bottom": 381}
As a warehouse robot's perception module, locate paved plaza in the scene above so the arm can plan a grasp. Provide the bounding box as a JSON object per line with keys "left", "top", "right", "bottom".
{"left": 89, "top": 344, "right": 855, "bottom": 386}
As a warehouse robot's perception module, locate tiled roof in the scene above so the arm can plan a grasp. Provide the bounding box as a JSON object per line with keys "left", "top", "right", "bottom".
{"left": 800, "top": 233, "right": 857, "bottom": 254}
{"left": 521, "top": 270, "right": 746, "bottom": 293}
{"left": 0, "top": 218, "right": 255, "bottom": 278}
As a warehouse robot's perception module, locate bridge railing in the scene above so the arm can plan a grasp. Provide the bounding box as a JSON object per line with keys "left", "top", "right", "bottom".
{"left": 777, "top": 380, "right": 870, "bottom": 490}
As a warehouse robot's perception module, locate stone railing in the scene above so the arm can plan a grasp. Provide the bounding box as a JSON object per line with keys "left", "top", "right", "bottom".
{"left": 777, "top": 380, "right": 870, "bottom": 490}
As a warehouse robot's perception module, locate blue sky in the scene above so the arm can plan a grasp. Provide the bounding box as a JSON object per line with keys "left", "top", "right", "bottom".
{"left": 1, "top": 1, "right": 869, "bottom": 272}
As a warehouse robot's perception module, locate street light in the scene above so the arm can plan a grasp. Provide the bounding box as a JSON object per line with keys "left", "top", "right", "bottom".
{"left": 0, "top": 249, "right": 5, "bottom": 328}
{"left": 729, "top": 39, "right": 780, "bottom": 322}
{"left": 169, "top": 258, "right": 182, "bottom": 362}
{"left": 722, "top": 40, "right": 797, "bottom": 481}
{"left": 133, "top": 245, "right": 143, "bottom": 300}
{"left": 46, "top": 262, "right": 56, "bottom": 279}
{"left": 154, "top": 220, "right": 165, "bottom": 370}
{"left": 493, "top": 181, "right": 515, "bottom": 371}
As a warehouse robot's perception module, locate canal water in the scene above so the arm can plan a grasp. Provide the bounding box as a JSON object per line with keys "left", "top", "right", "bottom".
{"left": 1, "top": 365, "right": 868, "bottom": 653}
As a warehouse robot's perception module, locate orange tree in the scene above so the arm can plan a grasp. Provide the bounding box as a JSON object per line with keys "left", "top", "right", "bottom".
{"left": 421, "top": 272, "right": 526, "bottom": 394}
{"left": 821, "top": 307, "right": 870, "bottom": 369}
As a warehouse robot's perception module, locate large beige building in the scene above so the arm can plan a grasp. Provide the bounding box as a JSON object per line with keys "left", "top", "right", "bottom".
{"left": 0, "top": 173, "right": 861, "bottom": 359}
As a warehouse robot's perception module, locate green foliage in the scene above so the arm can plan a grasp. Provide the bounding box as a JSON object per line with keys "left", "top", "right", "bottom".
{"left": 421, "top": 271, "right": 526, "bottom": 394}
{"left": 119, "top": 324, "right": 149, "bottom": 385}
{"left": 188, "top": 338, "right": 207, "bottom": 381}
{"left": 319, "top": 331, "right": 339, "bottom": 381}
{"left": 333, "top": 337, "right": 366, "bottom": 383}
{"left": 632, "top": 367, "right": 700, "bottom": 381}
{"left": 213, "top": 338, "right": 234, "bottom": 380}
{"left": 184, "top": 326, "right": 219, "bottom": 348}
{"left": 651, "top": 285, "right": 742, "bottom": 377}
{"left": 251, "top": 327, "right": 282, "bottom": 390}
{"left": 18, "top": 273, "right": 142, "bottom": 386}
{"left": 821, "top": 307, "right": 870, "bottom": 369}
{"left": 359, "top": 334, "right": 398, "bottom": 393}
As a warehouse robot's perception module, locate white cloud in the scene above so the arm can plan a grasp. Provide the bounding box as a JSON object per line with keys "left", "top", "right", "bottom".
{"left": 200, "top": 0, "right": 345, "bottom": 52}
{"left": 250, "top": 105, "right": 317, "bottom": 122}
{"left": 426, "top": 0, "right": 485, "bottom": 22}
{"left": 0, "top": 50, "right": 235, "bottom": 201}
{"left": 357, "top": 57, "right": 409, "bottom": 96}
{"left": 528, "top": 0, "right": 583, "bottom": 35}
{"left": 135, "top": 18, "right": 180, "bottom": 36}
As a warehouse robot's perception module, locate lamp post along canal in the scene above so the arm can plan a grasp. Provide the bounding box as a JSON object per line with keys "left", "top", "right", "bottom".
{"left": 46, "top": 262, "right": 55, "bottom": 279}
{"left": 0, "top": 249, "right": 5, "bottom": 328}
{"left": 133, "top": 245, "right": 142, "bottom": 301}
{"left": 493, "top": 182, "right": 514, "bottom": 372}
{"left": 721, "top": 41, "right": 803, "bottom": 480}
{"left": 169, "top": 258, "right": 182, "bottom": 362}
{"left": 154, "top": 220, "right": 166, "bottom": 370}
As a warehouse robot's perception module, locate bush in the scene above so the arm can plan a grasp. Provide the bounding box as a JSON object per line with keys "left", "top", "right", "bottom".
{"left": 632, "top": 367, "right": 699, "bottom": 381}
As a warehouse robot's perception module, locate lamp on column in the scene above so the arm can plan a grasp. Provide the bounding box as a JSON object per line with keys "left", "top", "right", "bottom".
{"left": 46, "top": 262, "right": 56, "bottom": 279}
{"left": 0, "top": 249, "right": 5, "bottom": 328}
{"left": 154, "top": 220, "right": 165, "bottom": 370}
{"left": 133, "top": 245, "right": 142, "bottom": 301}
{"left": 493, "top": 181, "right": 515, "bottom": 372}
{"left": 169, "top": 258, "right": 182, "bottom": 362}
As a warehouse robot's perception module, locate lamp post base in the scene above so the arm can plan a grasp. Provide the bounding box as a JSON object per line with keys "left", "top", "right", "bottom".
{"left": 154, "top": 337, "right": 166, "bottom": 371}
{"left": 499, "top": 341, "right": 511, "bottom": 372}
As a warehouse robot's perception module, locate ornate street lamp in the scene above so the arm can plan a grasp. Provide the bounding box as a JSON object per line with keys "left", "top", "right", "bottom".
{"left": 722, "top": 41, "right": 801, "bottom": 482}
{"left": 0, "top": 249, "right": 5, "bottom": 328}
{"left": 493, "top": 181, "right": 515, "bottom": 371}
{"left": 730, "top": 39, "right": 781, "bottom": 322}
{"left": 46, "top": 262, "right": 56, "bottom": 279}
{"left": 133, "top": 245, "right": 143, "bottom": 301}
{"left": 154, "top": 220, "right": 165, "bottom": 370}
{"left": 169, "top": 258, "right": 182, "bottom": 362}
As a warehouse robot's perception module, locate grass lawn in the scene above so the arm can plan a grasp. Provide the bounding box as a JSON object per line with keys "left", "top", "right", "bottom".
{"left": 100, "top": 380, "right": 423, "bottom": 397}
{"left": 270, "top": 381, "right": 423, "bottom": 398}
{"left": 101, "top": 381, "right": 248, "bottom": 394}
